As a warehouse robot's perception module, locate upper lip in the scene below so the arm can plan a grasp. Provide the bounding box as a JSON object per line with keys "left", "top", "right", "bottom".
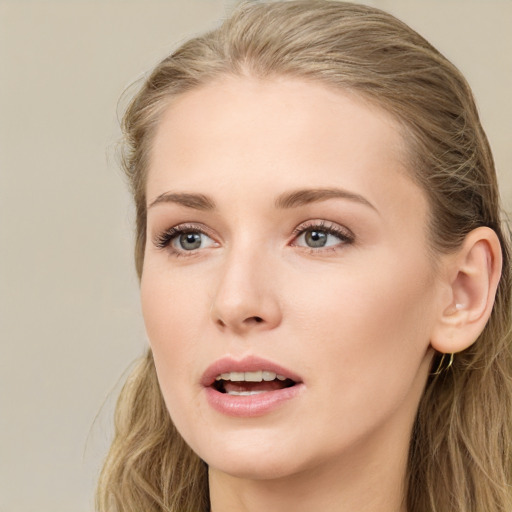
{"left": 201, "top": 355, "right": 303, "bottom": 387}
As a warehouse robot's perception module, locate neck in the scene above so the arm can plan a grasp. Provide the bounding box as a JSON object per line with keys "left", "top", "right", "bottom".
{"left": 208, "top": 427, "right": 410, "bottom": 512}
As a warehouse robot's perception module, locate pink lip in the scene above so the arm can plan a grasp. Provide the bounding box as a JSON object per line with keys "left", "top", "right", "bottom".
{"left": 201, "top": 355, "right": 303, "bottom": 386}
{"left": 201, "top": 355, "right": 304, "bottom": 418}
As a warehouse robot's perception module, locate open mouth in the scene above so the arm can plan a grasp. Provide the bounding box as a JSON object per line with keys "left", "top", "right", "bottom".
{"left": 203, "top": 358, "right": 303, "bottom": 416}
{"left": 212, "top": 370, "right": 297, "bottom": 396}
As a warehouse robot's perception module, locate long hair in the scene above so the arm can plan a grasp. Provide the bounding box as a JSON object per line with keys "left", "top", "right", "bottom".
{"left": 97, "top": 2, "right": 512, "bottom": 511}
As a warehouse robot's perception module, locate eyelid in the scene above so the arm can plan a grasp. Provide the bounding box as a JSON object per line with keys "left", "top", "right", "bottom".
{"left": 290, "top": 220, "right": 355, "bottom": 248}
{"left": 153, "top": 222, "right": 218, "bottom": 253}
{"left": 152, "top": 219, "right": 354, "bottom": 256}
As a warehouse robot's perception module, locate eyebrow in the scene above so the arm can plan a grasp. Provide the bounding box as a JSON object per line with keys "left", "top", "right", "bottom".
{"left": 147, "top": 187, "right": 376, "bottom": 212}
{"left": 274, "top": 188, "right": 377, "bottom": 211}
{"left": 148, "top": 192, "right": 215, "bottom": 210}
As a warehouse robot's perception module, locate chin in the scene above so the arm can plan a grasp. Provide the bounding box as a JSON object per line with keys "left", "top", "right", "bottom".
{"left": 208, "top": 456, "right": 302, "bottom": 481}
{"left": 191, "top": 430, "right": 308, "bottom": 481}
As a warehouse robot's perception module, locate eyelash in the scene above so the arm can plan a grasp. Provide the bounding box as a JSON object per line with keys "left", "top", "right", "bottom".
{"left": 153, "top": 223, "right": 214, "bottom": 256}
{"left": 291, "top": 220, "right": 355, "bottom": 252}
{"left": 153, "top": 220, "right": 355, "bottom": 256}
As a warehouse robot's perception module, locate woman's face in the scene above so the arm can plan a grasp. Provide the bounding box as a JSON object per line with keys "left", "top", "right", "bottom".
{"left": 142, "top": 77, "right": 443, "bottom": 479}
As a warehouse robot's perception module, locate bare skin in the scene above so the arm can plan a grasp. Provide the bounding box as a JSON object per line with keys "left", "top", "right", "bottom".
{"left": 141, "top": 76, "right": 501, "bottom": 512}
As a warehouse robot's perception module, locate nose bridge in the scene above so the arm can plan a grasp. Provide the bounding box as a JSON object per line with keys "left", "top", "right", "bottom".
{"left": 211, "top": 234, "right": 281, "bottom": 333}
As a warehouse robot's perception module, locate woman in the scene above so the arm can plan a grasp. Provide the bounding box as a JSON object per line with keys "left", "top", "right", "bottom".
{"left": 97, "top": 1, "right": 512, "bottom": 511}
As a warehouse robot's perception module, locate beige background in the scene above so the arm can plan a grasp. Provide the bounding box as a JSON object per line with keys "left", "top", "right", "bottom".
{"left": 0, "top": 1, "right": 510, "bottom": 511}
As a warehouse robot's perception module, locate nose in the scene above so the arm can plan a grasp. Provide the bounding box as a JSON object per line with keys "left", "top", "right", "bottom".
{"left": 210, "top": 247, "right": 282, "bottom": 335}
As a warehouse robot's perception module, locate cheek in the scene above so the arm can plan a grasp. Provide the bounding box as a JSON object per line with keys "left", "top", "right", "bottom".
{"left": 141, "top": 257, "right": 212, "bottom": 334}
{"left": 286, "top": 254, "right": 436, "bottom": 388}
{"left": 140, "top": 265, "right": 209, "bottom": 385}
{"left": 282, "top": 260, "right": 435, "bottom": 448}
{"left": 140, "top": 266, "right": 212, "bottom": 443}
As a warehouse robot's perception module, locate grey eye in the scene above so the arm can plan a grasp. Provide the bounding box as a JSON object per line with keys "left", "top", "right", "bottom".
{"left": 176, "top": 232, "right": 206, "bottom": 250}
{"left": 294, "top": 225, "right": 350, "bottom": 250}
{"left": 304, "top": 230, "right": 328, "bottom": 248}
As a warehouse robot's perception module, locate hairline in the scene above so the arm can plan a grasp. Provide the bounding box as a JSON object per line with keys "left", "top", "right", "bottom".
{"left": 136, "top": 71, "right": 444, "bottom": 272}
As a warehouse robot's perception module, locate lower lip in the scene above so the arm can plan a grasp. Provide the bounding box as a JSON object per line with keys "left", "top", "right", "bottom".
{"left": 204, "top": 384, "right": 304, "bottom": 417}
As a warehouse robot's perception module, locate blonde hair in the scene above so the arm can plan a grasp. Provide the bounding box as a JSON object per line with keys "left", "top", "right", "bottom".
{"left": 97, "top": 2, "right": 512, "bottom": 511}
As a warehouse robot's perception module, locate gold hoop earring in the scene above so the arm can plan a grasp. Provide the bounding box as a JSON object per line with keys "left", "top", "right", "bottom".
{"left": 430, "top": 352, "right": 454, "bottom": 376}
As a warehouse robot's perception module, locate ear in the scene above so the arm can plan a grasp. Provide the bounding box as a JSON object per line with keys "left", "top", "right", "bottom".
{"left": 430, "top": 227, "right": 502, "bottom": 354}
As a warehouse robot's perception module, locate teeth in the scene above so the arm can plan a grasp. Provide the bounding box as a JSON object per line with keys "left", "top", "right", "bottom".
{"left": 245, "top": 370, "right": 262, "bottom": 382}
{"left": 214, "top": 370, "right": 287, "bottom": 382}
{"left": 227, "top": 390, "right": 267, "bottom": 396}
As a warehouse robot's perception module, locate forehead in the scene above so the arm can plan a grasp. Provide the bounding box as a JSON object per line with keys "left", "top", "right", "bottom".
{"left": 148, "top": 76, "right": 424, "bottom": 219}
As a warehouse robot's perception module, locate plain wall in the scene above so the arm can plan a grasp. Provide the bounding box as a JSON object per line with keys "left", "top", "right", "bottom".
{"left": 0, "top": 1, "right": 510, "bottom": 511}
